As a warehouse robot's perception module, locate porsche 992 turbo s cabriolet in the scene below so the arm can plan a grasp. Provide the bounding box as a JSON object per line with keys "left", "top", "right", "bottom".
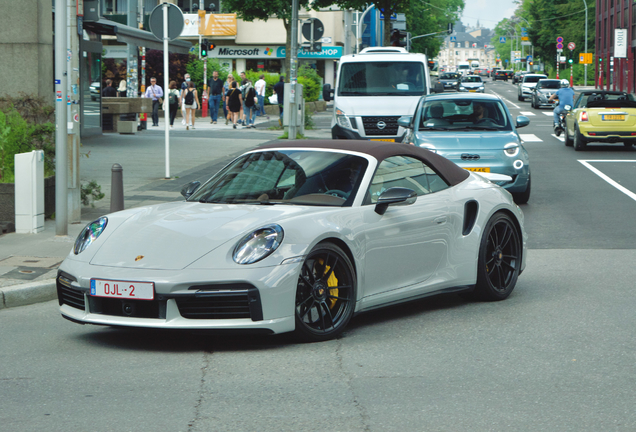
{"left": 58, "top": 141, "right": 527, "bottom": 342}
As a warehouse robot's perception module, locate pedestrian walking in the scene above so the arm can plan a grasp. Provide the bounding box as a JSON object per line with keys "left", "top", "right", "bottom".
{"left": 226, "top": 81, "right": 243, "bottom": 129}
{"left": 254, "top": 74, "right": 267, "bottom": 116}
{"left": 223, "top": 74, "right": 235, "bottom": 125}
{"left": 207, "top": 71, "right": 223, "bottom": 124}
{"left": 273, "top": 75, "right": 285, "bottom": 126}
{"left": 238, "top": 72, "right": 248, "bottom": 125}
{"left": 181, "top": 73, "right": 192, "bottom": 126}
{"left": 242, "top": 79, "right": 257, "bottom": 128}
{"left": 183, "top": 81, "right": 200, "bottom": 130}
{"left": 117, "top": 80, "right": 127, "bottom": 97}
{"left": 167, "top": 80, "right": 180, "bottom": 128}
{"left": 102, "top": 79, "right": 117, "bottom": 97}
{"left": 144, "top": 77, "right": 163, "bottom": 127}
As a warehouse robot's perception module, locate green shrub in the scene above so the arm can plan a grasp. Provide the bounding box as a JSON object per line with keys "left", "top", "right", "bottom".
{"left": 298, "top": 65, "right": 322, "bottom": 102}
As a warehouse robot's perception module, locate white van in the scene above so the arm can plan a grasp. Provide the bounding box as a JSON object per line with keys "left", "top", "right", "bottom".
{"left": 457, "top": 61, "right": 471, "bottom": 76}
{"left": 323, "top": 47, "right": 442, "bottom": 141}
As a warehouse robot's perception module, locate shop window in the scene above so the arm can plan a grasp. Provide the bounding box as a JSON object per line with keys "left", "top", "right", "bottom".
{"left": 246, "top": 59, "right": 282, "bottom": 74}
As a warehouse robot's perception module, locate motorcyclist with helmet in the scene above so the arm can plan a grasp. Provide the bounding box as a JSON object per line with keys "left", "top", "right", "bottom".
{"left": 549, "top": 79, "right": 575, "bottom": 131}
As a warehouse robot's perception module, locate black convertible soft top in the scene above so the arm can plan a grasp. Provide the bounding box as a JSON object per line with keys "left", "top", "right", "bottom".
{"left": 259, "top": 140, "right": 470, "bottom": 187}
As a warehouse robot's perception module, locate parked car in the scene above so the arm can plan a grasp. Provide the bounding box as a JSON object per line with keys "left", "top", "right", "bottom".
{"left": 530, "top": 79, "right": 561, "bottom": 109}
{"left": 57, "top": 140, "right": 527, "bottom": 341}
{"left": 458, "top": 75, "right": 485, "bottom": 93}
{"left": 563, "top": 91, "right": 636, "bottom": 150}
{"left": 399, "top": 93, "right": 532, "bottom": 204}
{"left": 517, "top": 74, "right": 547, "bottom": 101}
{"left": 438, "top": 72, "right": 461, "bottom": 90}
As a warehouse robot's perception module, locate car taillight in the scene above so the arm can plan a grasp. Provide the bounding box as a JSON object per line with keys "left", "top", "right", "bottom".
{"left": 580, "top": 111, "right": 588, "bottom": 122}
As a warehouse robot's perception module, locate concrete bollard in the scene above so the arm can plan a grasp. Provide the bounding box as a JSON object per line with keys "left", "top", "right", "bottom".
{"left": 110, "top": 163, "right": 124, "bottom": 212}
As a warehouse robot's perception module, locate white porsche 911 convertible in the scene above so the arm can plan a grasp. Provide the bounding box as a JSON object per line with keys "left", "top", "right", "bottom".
{"left": 58, "top": 140, "right": 527, "bottom": 341}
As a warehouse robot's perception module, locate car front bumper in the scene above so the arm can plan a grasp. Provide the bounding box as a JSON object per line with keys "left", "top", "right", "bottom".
{"left": 56, "top": 258, "right": 302, "bottom": 334}
{"left": 438, "top": 154, "right": 530, "bottom": 193}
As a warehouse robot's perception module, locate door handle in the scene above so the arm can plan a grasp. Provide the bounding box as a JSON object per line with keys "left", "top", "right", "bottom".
{"left": 434, "top": 216, "right": 447, "bottom": 224}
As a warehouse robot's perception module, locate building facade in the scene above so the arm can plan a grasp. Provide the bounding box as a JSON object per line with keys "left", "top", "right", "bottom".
{"left": 596, "top": 0, "right": 635, "bottom": 93}
{"left": 435, "top": 23, "right": 496, "bottom": 72}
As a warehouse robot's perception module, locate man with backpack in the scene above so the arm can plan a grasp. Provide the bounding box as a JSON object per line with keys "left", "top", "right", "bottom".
{"left": 241, "top": 79, "right": 257, "bottom": 128}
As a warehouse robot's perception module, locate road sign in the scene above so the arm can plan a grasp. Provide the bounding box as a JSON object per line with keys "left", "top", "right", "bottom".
{"left": 568, "top": 42, "right": 576, "bottom": 50}
{"left": 557, "top": 43, "right": 563, "bottom": 50}
{"left": 499, "top": 36, "right": 506, "bottom": 43}
{"left": 149, "top": 3, "right": 184, "bottom": 41}
{"left": 559, "top": 56, "right": 566, "bottom": 63}
{"left": 302, "top": 18, "right": 324, "bottom": 41}
{"left": 521, "top": 36, "right": 529, "bottom": 41}
{"left": 556, "top": 36, "right": 563, "bottom": 43}
{"left": 579, "top": 53, "right": 593, "bottom": 64}
{"left": 451, "top": 36, "right": 457, "bottom": 42}
{"left": 526, "top": 55, "right": 533, "bottom": 62}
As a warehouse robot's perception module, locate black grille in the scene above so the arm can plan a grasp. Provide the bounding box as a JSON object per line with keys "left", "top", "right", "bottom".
{"left": 176, "top": 284, "right": 263, "bottom": 321}
{"left": 88, "top": 297, "right": 162, "bottom": 318}
{"left": 362, "top": 116, "right": 400, "bottom": 136}
{"left": 461, "top": 154, "right": 481, "bottom": 161}
{"left": 57, "top": 272, "right": 85, "bottom": 310}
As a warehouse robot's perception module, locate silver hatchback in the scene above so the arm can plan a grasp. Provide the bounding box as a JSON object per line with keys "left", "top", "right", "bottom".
{"left": 399, "top": 94, "right": 532, "bottom": 204}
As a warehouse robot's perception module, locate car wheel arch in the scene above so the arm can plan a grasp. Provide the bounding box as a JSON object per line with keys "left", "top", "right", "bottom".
{"left": 314, "top": 237, "right": 358, "bottom": 280}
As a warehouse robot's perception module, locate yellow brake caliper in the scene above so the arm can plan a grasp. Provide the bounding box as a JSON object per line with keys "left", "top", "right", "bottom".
{"left": 318, "top": 258, "right": 338, "bottom": 308}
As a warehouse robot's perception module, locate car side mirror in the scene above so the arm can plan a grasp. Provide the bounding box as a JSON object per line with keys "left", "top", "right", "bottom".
{"left": 433, "top": 82, "right": 444, "bottom": 93}
{"left": 374, "top": 187, "right": 417, "bottom": 215}
{"left": 515, "top": 116, "right": 530, "bottom": 129}
{"left": 397, "top": 116, "right": 413, "bottom": 129}
{"left": 180, "top": 181, "right": 201, "bottom": 199}
{"left": 322, "top": 84, "right": 334, "bottom": 102}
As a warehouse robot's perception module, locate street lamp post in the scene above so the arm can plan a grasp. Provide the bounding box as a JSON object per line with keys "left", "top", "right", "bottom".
{"left": 582, "top": 0, "right": 588, "bottom": 85}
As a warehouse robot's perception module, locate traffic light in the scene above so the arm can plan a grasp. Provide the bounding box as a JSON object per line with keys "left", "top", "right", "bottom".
{"left": 447, "top": 23, "right": 453, "bottom": 35}
{"left": 391, "top": 29, "right": 407, "bottom": 48}
{"left": 201, "top": 38, "right": 209, "bottom": 57}
{"left": 568, "top": 53, "right": 573, "bottom": 64}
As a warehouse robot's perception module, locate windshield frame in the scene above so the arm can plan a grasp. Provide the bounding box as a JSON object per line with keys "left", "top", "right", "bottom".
{"left": 416, "top": 98, "right": 513, "bottom": 132}
{"left": 337, "top": 61, "right": 428, "bottom": 97}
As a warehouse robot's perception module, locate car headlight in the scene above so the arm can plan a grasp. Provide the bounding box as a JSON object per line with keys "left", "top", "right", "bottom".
{"left": 74, "top": 217, "right": 108, "bottom": 254}
{"left": 233, "top": 224, "right": 284, "bottom": 264}
{"left": 503, "top": 143, "right": 520, "bottom": 157}
{"left": 419, "top": 143, "right": 437, "bottom": 153}
{"left": 459, "top": 86, "right": 466, "bottom": 91}
{"left": 335, "top": 108, "right": 352, "bottom": 129}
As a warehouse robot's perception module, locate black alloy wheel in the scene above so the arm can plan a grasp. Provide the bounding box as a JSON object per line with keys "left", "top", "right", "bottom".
{"left": 294, "top": 243, "right": 356, "bottom": 342}
{"left": 473, "top": 213, "right": 521, "bottom": 301}
{"left": 574, "top": 124, "right": 587, "bottom": 151}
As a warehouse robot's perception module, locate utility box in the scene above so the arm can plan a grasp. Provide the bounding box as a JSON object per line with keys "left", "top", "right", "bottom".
{"left": 283, "top": 83, "right": 305, "bottom": 135}
{"left": 15, "top": 150, "right": 45, "bottom": 234}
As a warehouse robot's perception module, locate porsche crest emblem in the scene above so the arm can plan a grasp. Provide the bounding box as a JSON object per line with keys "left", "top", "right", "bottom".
{"left": 135, "top": 255, "right": 145, "bottom": 261}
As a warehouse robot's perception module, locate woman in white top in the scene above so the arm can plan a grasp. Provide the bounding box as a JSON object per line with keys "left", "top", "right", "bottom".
{"left": 181, "top": 81, "right": 200, "bottom": 130}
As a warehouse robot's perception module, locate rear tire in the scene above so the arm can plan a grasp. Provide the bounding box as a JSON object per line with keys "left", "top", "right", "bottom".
{"left": 574, "top": 124, "right": 587, "bottom": 151}
{"left": 473, "top": 213, "right": 521, "bottom": 301}
{"left": 624, "top": 141, "right": 635, "bottom": 148}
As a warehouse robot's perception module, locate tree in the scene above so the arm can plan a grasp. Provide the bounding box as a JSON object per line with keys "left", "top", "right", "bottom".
{"left": 221, "top": 0, "right": 312, "bottom": 80}
{"left": 407, "top": 0, "right": 464, "bottom": 57}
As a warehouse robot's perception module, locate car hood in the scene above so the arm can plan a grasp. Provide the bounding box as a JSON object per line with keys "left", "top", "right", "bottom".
{"left": 521, "top": 82, "right": 538, "bottom": 88}
{"left": 334, "top": 95, "right": 421, "bottom": 117}
{"left": 415, "top": 130, "right": 519, "bottom": 150}
{"left": 460, "top": 82, "right": 483, "bottom": 88}
{"left": 89, "top": 202, "right": 316, "bottom": 270}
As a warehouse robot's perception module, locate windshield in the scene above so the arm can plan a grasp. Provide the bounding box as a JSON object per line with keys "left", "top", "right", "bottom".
{"left": 188, "top": 150, "right": 369, "bottom": 207}
{"left": 461, "top": 76, "right": 482, "bottom": 83}
{"left": 537, "top": 80, "right": 561, "bottom": 89}
{"left": 524, "top": 75, "right": 547, "bottom": 83}
{"left": 441, "top": 73, "right": 458, "bottom": 79}
{"left": 338, "top": 61, "right": 427, "bottom": 96}
{"left": 458, "top": 65, "right": 470, "bottom": 70}
{"left": 419, "top": 99, "right": 511, "bottom": 131}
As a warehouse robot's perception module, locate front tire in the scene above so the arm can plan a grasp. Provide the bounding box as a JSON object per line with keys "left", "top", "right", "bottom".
{"left": 473, "top": 213, "right": 521, "bottom": 301}
{"left": 294, "top": 243, "right": 356, "bottom": 342}
{"left": 574, "top": 124, "right": 587, "bottom": 151}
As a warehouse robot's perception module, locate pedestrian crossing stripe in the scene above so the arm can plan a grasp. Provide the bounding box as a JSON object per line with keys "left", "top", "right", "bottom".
{"left": 519, "top": 111, "right": 535, "bottom": 116}
{"left": 551, "top": 134, "right": 565, "bottom": 142}
{"left": 519, "top": 134, "right": 542, "bottom": 142}
{"left": 542, "top": 112, "right": 553, "bottom": 116}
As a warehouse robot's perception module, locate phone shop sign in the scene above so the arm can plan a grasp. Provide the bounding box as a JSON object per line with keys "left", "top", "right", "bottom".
{"left": 212, "top": 45, "right": 342, "bottom": 59}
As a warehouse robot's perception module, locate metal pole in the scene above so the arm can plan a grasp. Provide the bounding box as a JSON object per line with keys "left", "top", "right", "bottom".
{"left": 583, "top": 0, "right": 588, "bottom": 85}
{"left": 288, "top": 0, "right": 299, "bottom": 140}
{"left": 356, "top": 4, "right": 375, "bottom": 53}
{"left": 163, "top": 4, "right": 170, "bottom": 178}
{"left": 54, "top": 0, "right": 67, "bottom": 236}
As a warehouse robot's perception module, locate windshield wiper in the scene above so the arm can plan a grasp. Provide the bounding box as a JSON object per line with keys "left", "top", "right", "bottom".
{"left": 339, "top": 91, "right": 367, "bottom": 96}
{"left": 453, "top": 126, "right": 500, "bottom": 131}
{"left": 422, "top": 127, "right": 450, "bottom": 131}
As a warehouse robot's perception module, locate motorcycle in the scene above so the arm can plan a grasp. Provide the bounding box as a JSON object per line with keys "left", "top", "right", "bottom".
{"left": 553, "top": 101, "right": 572, "bottom": 137}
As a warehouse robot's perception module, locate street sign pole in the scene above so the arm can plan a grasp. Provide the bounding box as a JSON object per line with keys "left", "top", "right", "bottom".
{"left": 289, "top": 0, "right": 299, "bottom": 140}
{"left": 54, "top": 0, "right": 68, "bottom": 235}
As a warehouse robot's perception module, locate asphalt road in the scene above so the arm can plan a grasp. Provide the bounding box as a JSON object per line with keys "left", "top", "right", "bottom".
{"left": 2, "top": 82, "right": 636, "bottom": 431}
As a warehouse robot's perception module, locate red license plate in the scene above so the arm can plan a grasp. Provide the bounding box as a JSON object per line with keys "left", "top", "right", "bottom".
{"left": 90, "top": 279, "right": 155, "bottom": 300}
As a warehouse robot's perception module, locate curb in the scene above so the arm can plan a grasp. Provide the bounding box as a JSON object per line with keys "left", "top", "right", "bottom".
{"left": 0, "top": 279, "right": 57, "bottom": 310}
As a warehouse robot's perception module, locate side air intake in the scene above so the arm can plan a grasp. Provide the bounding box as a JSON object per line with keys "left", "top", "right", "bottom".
{"left": 463, "top": 200, "right": 479, "bottom": 235}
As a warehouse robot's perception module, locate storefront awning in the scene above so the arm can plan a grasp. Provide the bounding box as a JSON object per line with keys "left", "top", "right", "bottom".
{"left": 83, "top": 18, "right": 192, "bottom": 54}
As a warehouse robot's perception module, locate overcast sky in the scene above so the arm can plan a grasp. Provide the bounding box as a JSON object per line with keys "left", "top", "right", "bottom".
{"left": 460, "top": 0, "right": 518, "bottom": 29}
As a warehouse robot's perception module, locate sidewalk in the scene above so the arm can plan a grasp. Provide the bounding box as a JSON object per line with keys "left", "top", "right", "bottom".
{"left": 0, "top": 108, "right": 332, "bottom": 310}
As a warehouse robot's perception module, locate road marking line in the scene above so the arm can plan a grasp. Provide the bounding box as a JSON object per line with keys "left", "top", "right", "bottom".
{"left": 520, "top": 111, "right": 536, "bottom": 116}
{"left": 543, "top": 112, "right": 553, "bottom": 116}
{"left": 579, "top": 160, "right": 636, "bottom": 202}
{"left": 501, "top": 97, "right": 520, "bottom": 109}
{"left": 519, "top": 134, "right": 542, "bottom": 142}
{"left": 551, "top": 134, "right": 565, "bottom": 142}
